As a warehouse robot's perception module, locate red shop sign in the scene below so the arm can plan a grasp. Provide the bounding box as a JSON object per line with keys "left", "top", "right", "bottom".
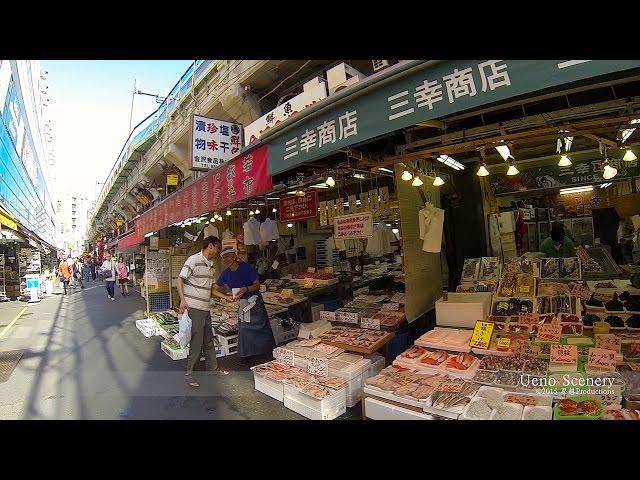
{"left": 279, "top": 191, "right": 318, "bottom": 222}
{"left": 136, "top": 145, "right": 271, "bottom": 236}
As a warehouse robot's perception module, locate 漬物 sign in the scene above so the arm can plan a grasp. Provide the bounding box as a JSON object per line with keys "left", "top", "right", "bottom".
{"left": 191, "top": 114, "right": 242, "bottom": 171}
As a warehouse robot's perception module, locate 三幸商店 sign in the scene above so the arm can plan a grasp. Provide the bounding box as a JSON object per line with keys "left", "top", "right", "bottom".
{"left": 265, "top": 60, "right": 640, "bottom": 175}
{"left": 191, "top": 114, "right": 243, "bottom": 171}
{"left": 334, "top": 212, "right": 373, "bottom": 240}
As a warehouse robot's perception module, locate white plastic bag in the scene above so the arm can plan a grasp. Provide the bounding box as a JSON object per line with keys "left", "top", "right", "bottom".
{"left": 175, "top": 310, "right": 192, "bottom": 349}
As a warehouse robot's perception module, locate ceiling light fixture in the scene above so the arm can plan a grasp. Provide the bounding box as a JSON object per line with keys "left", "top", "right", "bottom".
{"left": 602, "top": 159, "right": 618, "bottom": 180}
{"left": 600, "top": 182, "right": 612, "bottom": 189}
{"left": 560, "top": 186, "right": 594, "bottom": 195}
{"left": 433, "top": 176, "right": 445, "bottom": 187}
{"left": 411, "top": 175, "right": 424, "bottom": 187}
{"left": 623, "top": 148, "right": 637, "bottom": 162}
{"left": 272, "top": 207, "right": 277, "bottom": 213}
{"left": 255, "top": 207, "right": 260, "bottom": 214}
{"left": 495, "top": 144, "right": 513, "bottom": 161}
{"left": 295, "top": 190, "right": 306, "bottom": 196}
{"left": 558, "top": 154, "right": 572, "bottom": 167}
{"left": 436, "top": 154, "right": 465, "bottom": 171}
{"left": 249, "top": 210, "right": 255, "bottom": 215}
{"left": 506, "top": 161, "right": 519, "bottom": 176}
{"left": 325, "top": 176, "right": 336, "bottom": 187}
{"left": 621, "top": 118, "right": 640, "bottom": 143}
{"left": 353, "top": 173, "right": 366, "bottom": 179}
{"left": 391, "top": 228, "right": 399, "bottom": 235}
{"left": 401, "top": 170, "right": 413, "bottom": 181}
{"left": 226, "top": 209, "right": 232, "bottom": 216}
{"left": 476, "top": 164, "right": 490, "bottom": 177}
{"left": 376, "top": 167, "right": 394, "bottom": 173}
{"left": 287, "top": 223, "right": 293, "bottom": 228}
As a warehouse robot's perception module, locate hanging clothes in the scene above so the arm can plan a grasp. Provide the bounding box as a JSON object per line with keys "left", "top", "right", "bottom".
{"left": 366, "top": 224, "right": 394, "bottom": 257}
{"left": 260, "top": 217, "right": 280, "bottom": 242}
{"left": 329, "top": 235, "right": 346, "bottom": 252}
{"left": 203, "top": 224, "right": 219, "bottom": 239}
{"left": 418, "top": 203, "right": 445, "bottom": 253}
{"left": 243, "top": 217, "right": 262, "bottom": 246}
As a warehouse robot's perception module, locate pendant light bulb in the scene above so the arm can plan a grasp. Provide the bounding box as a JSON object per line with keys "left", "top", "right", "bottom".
{"left": 623, "top": 148, "right": 637, "bottom": 162}
{"left": 226, "top": 209, "right": 232, "bottom": 216}
{"left": 411, "top": 175, "right": 424, "bottom": 187}
{"left": 506, "top": 161, "right": 519, "bottom": 176}
{"left": 476, "top": 164, "right": 490, "bottom": 177}
{"left": 249, "top": 210, "right": 254, "bottom": 216}
{"left": 401, "top": 170, "right": 413, "bottom": 181}
{"left": 602, "top": 160, "right": 618, "bottom": 180}
{"left": 433, "top": 176, "right": 445, "bottom": 187}
{"left": 254, "top": 207, "right": 260, "bottom": 214}
{"left": 325, "top": 176, "right": 336, "bottom": 187}
{"left": 558, "top": 154, "right": 572, "bottom": 167}
{"left": 272, "top": 207, "right": 277, "bottom": 213}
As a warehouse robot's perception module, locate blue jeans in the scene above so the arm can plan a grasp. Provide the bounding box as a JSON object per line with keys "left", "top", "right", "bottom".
{"left": 106, "top": 280, "right": 115, "bottom": 298}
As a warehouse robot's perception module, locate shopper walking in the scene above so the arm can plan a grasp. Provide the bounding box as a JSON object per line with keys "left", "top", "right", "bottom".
{"left": 100, "top": 255, "right": 117, "bottom": 301}
{"left": 177, "top": 236, "right": 229, "bottom": 388}
{"left": 90, "top": 257, "right": 97, "bottom": 281}
{"left": 83, "top": 256, "right": 92, "bottom": 283}
{"left": 58, "top": 258, "right": 72, "bottom": 295}
{"left": 213, "top": 247, "right": 276, "bottom": 365}
{"left": 75, "top": 257, "right": 85, "bottom": 289}
{"left": 117, "top": 256, "right": 130, "bottom": 296}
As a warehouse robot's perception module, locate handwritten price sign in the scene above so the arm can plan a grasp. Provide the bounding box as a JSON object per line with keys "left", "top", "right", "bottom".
{"left": 273, "top": 347, "right": 295, "bottom": 367}
{"left": 469, "top": 321, "right": 495, "bottom": 350}
{"left": 537, "top": 324, "right": 562, "bottom": 343}
{"left": 550, "top": 344, "right": 578, "bottom": 364}
{"left": 337, "top": 311, "right": 359, "bottom": 324}
{"left": 361, "top": 317, "right": 381, "bottom": 330}
{"left": 497, "top": 337, "right": 511, "bottom": 352}
{"left": 570, "top": 283, "right": 593, "bottom": 301}
{"left": 308, "top": 357, "right": 329, "bottom": 377}
{"left": 320, "top": 311, "right": 336, "bottom": 323}
{"left": 596, "top": 334, "right": 621, "bottom": 354}
{"left": 587, "top": 347, "right": 617, "bottom": 371}
{"left": 381, "top": 303, "right": 400, "bottom": 311}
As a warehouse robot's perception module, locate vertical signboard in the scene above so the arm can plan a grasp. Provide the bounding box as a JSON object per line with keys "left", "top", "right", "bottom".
{"left": 191, "top": 114, "right": 243, "bottom": 171}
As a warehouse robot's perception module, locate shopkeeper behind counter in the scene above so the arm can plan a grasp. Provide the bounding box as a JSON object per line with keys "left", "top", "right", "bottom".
{"left": 212, "top": 247, "right": 276, "bottom": 364}
{"left": 539, "top": 221, "right": 576, "bottom": 258}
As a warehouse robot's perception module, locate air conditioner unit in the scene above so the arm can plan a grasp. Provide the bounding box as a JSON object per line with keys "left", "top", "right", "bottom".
{"left": 372, "top": 60, "right": 390, "bottom": 72}
{"left": 326, "top": 63, "right": 366, "bottom": 96}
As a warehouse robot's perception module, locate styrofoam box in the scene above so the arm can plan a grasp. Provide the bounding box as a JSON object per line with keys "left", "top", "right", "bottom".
{"left": 254, "top": 373, "right": 284, "bottom": 402}
{"left": 161, "top": 340, "right": 188, "bottom": 360}
{"left": 283, "top": 384, "right": 346, "bottom": 420}
{"left": 329, "top": 357, "right": 371, "bottom": 407}
{"left": 216, "top": 334, "right": 238, "bottom": 348}
{"left": 364, "top": 396, "right": 434, "bottom": 420}
{"left": 364, "top": 353, "right": 385, "bottom": 378}
{"left": 436, "top": 292, "right": 492, "bottom": 328}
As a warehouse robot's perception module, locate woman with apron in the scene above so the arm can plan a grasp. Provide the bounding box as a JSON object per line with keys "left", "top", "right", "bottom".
{"left": 213, "top": 247, "right": 276, "bottom": 364}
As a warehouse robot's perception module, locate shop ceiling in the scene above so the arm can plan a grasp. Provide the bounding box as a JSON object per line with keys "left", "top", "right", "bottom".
{"left": 374, "top": 77, "right": 640, "bottom": 170}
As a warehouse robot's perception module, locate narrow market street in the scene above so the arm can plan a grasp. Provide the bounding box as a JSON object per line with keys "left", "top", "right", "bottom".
{"left": 0, "top": 284, "right": 359, "bottom": 420}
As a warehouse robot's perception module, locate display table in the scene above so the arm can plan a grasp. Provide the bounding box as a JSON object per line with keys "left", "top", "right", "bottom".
{"left": 322, "top": 331, "right": 394, "bottom": 355}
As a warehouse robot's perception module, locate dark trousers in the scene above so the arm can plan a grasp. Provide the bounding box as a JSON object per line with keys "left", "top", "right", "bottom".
{"left": 187, "top": 308, "right": 218, "bottom": 374}
{"left": 62, "top": 279, "right": 69, "bottom": 294}
{"left": 105, "top": 280, "right": 115, "bottom": 298}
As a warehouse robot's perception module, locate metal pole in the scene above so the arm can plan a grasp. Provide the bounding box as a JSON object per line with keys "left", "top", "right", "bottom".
{"left": 128, "top": 78, "right": 137, "bottom": 135}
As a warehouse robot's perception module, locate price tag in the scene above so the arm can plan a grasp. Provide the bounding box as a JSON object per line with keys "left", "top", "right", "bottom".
{"left": 469, "top": 321, "right": 495, "bottom": 350}
{"left": 517, "top": 313, "right": 541, "bottom": 325}
{"left": 307, "top": 267, "right": 316, "bottom": 273}
{"left": 361, "top": 317, "right": 381, "bottom": 330}
{"left": 308, "top": 357, "right": 329, "bottom": 376}
{"left": 314, "top": 344, "right": 339, "bottom": 355}
{"left": 273, "top": 347, "right": 295, "bottom": 367}
{"left": 504, "top": 393, "right": 538, "bottom": 407}
{"left": 519, "top": 285, "right": 531, "bottom": 294}
{"left": 497, "top": 337, "right": 511, "bottom": 351}
{"left": 437, "top": 381, "right": 464, "bottom": 393}
{"left": 320, "top": 311, "right": 336, "bottom": 323}
{"left": 537, "top": 324, "right": 562, "bottom": 343}
{"left": 593, "top": 291, "right": 614, "bottom": 303}
{"left": 587, "top": 347, "right": 617, "bottom": 371}
{"left": 281, "top": 289, "right": 294, "bottom": 299}
{"left": 550, "top": 344, "right": 578, "bottom": 364}
{"left": 627, "top": 362, "right": 640, "bottom": 372}
{"left": 298, "top": 329, "right": 311, "bottom": 339}
{"left": 271, "top": 260, "right": 279, "bottom": 270}
{"left": 570, "top": 283, "right": 593, "bottom": 301}
{"left": 337, "top": 311, "right": 359, "bottom": 324}
{"left": 304, "top": 278, "right": 315, "bottom": 289}
{"left": 381, "top": 303, "right": 400, "bottom": 311}
{"left": 298, "top": 338, "right": 321, "bottom": 347}
{"left": 596, "top": 334, "right": 621, "bottom": 354}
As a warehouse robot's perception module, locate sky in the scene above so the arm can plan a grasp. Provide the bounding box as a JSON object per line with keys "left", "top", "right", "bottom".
{"left": 43, "top": 60, "right": 193, "bottom": 203}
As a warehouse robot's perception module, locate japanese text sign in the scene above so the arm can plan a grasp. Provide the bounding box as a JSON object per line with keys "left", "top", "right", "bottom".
{"left": 381, "top": 303, "right": 400, "bottom": 311}
{"left": 469, "top": 321, "right": 494, "bottom": 350}
{"left": 308, "top": 357, "right": 329, "bottom": 377}
{"left": 191, "top": 114, "right": 242, "bottom": 170}
{"left": 497, "top": 337, "right": 511, "bottom": 351}
{"left": 279, "top": 192, "right": 318, "bottom": 222}
{"left": 273, "top": 347, "right": 295, "bottom": 367}
{"left": 537, "top": 324, "right": 562, "bottom": 343}
{"left": 550, "top": 344, "right": 578, "bottom": 364}
{"left": 587, "top": 347, "right": 617, "bottom": 371}
{"left": 314, "top": 344, "right": 339, "bottom": 355}
{"left": 320, "top": 311, "right": 336, "bottom": 322}
{"left": 336, "top": 311, "right": 359, "bottom": 324}
{"left": 570, "top": 283, "right": 593, "bottom": 301}
{"left": 361, "top": 317, "right": 381, "bottom": 330}
{"left": 596, "top": 334, "right": 621, "bottom": 354}
{"left": 334, "top": 212, "right": 373, "bottom": 240}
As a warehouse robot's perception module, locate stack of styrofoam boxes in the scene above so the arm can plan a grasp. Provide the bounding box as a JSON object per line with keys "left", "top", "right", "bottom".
{"left": 329, "top": 353, "right": 372, "bottom": 408}
{"left": 283, "top": 383, "right": 347, "bottom": 420}
{"left": 216, "top": 333, "right": 238, "bottom": 357}
{"left": 136, "top": 318, "right": 161, "bottom": 338}
{"left": 270, "top": 318, "right": 300, "bottom": 345}
{"left": 254, "top": 372, "right": 285, "bottom": 402}
{"left": 364, "top": 353, "right": 386, "bottom": 378}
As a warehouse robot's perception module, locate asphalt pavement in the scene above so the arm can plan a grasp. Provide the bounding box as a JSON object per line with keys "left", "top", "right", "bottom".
{"left": 0, "top": 280, "right": 361, "bottom": 420}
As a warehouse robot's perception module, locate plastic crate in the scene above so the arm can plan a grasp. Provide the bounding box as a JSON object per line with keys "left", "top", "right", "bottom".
{"left": 283, "top": 384, "right": 346, "bottom": 420}
{"left": 254, "top": 373, "right": 284, "bottom": 402}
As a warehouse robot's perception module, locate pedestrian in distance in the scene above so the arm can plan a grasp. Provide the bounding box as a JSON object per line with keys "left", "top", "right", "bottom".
{"left": 117, "top": 256, "right": 130, "bottom": 296}
{"left": 100, "top": 254, "right": 117, "bottom": 301}
{"left": 90, "top": 256, "right": 97, "bottom": 281}
{"left": 177, "top": 235, "right": 229, "bottom": 388}
{"left": 75, "top": 257, "right": 85, "bottom": 289}
{"left": 58, "top": 258, "right": 72, "bottom": 295}
{"left": 83, "top": 256, "right": 92, "bottom": 283}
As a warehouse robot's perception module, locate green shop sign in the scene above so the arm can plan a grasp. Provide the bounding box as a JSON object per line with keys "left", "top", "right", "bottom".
{"left": 489, "top": 157, "right": 640, "bottom": 195}
{"left": 266, "top": 60, "right": 640, "bottom": 175}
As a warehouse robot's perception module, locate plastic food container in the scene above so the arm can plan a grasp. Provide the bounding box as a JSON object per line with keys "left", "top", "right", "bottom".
{"left": 473, "top": 369, "right": 498, "bottom": 385}
{"left": 460, "top": 397, "right": 493, "bottom": 420}
{"left": 554, "top": 396, "right": 603, "bottom": 420}
{"left": 490, "top": 401, "right": 524, "bottom": 420}
{"left": 476, "top": 385, "right": 505, "bottom": 409}
{"left": 523, "top": 405, "right": 553, "bottom": 420}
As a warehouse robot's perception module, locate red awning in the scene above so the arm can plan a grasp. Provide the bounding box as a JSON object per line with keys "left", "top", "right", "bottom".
{"left": 118, "top": 231, "right": 144, "bottom": 250}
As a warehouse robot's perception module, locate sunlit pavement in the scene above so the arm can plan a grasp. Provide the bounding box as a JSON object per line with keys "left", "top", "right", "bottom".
{"left": 0, "top": 282, "right": 364, "bottom": 420}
